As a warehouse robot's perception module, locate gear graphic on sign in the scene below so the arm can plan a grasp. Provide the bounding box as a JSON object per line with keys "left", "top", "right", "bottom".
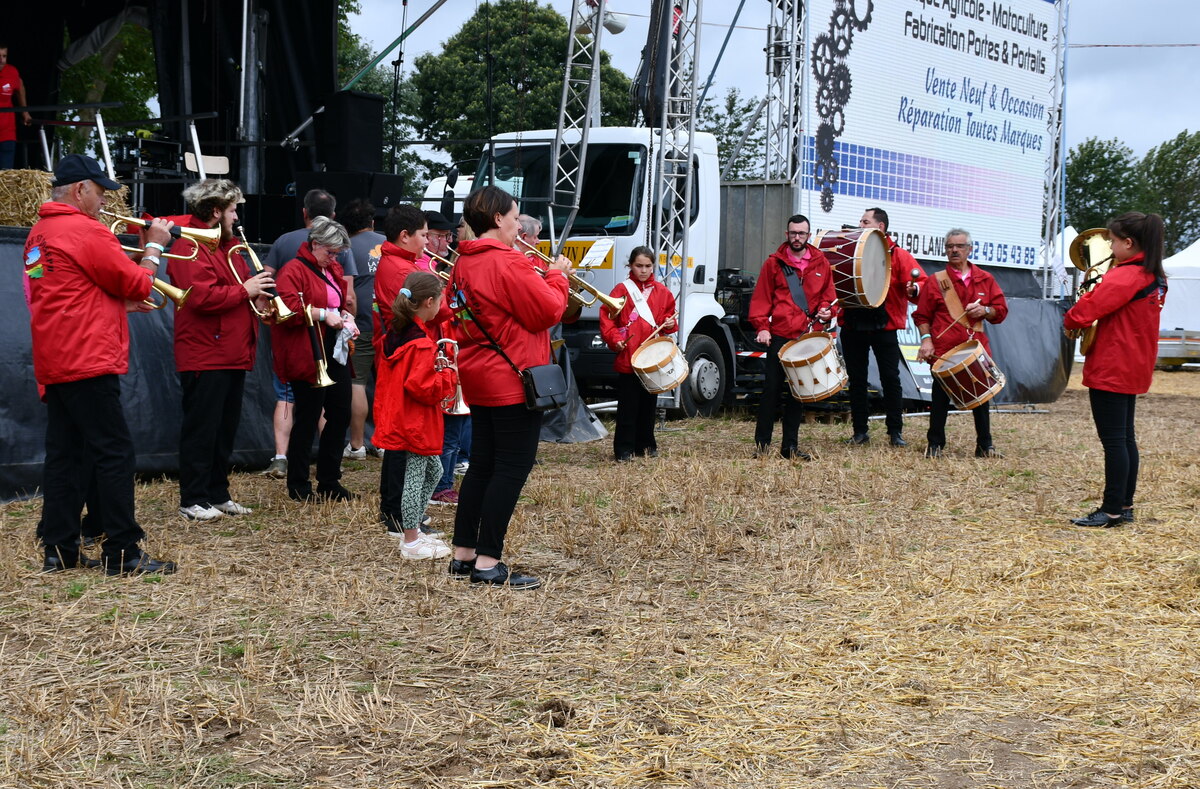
{"left": 809, "top": 0, "right": 875, "bottom": 213}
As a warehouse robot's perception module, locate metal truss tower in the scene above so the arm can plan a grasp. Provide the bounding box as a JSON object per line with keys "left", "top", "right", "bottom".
{"left": 763, "top": 0, "right": 806, "bottom": 192}
{"left": 548, "top": 0, "right": 609, "bottom": 254}
{"left": 1042, "top": 0, "right": 1070, "bottom": 298}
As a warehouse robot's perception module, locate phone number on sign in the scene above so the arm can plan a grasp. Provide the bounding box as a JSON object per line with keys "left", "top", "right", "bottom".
{"left": 974, "top": 241, "right": 1037, "bottom": 266}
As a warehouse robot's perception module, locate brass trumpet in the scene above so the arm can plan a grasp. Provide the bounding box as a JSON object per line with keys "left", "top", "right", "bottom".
{"left": 299, "top": 291, "right": 335, "bottom": 388}
{"left": 102, "top": 210, "right": 221, "bottom": 261}
{"left": 422, "top": 247, "right": 455, "bottom": 282}
{"left": 229, "top": 224, "right": 296, "bottom": 322}
{"left": 435, "top": 338, "right": 470, "bottom": 415}
{"left": 515, "top": 237, "right": 626, "bottom": 315}
{"left": 1064, "top": 228, "right": 1113, "bottom": 355}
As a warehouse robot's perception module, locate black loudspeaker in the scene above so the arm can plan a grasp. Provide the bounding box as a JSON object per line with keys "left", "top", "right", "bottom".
{"left": 295, "top": 171, "right": 373, "bottom": 214}
{"left": 369, "top": 173, "right": 407, "bottom": 219}
{"left": 315, "top": 90, "right": 385, "bottom": 172}
{"left": 240, "top": 195, "right": 296, "bottom": 244}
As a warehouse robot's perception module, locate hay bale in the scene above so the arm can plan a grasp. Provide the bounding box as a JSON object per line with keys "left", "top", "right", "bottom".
{"left": 0, "top": 168, "right": 132, "bottom": 228}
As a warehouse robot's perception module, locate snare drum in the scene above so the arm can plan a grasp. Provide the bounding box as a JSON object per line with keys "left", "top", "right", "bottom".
{"left": 631, "top": 337, "right": 689, "bottom": 394}
{"left": 931, "top": 340, "right": 1006, "bottom": 410}
{"left": 778, "top": 332, "right": 847, "bottom": 402}
{"left": 814, "top": 228, "right": 892, "bottom": 309}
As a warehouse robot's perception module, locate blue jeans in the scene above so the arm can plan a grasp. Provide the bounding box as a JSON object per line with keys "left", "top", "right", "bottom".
{"left": 435, "top": 413, "right": 470, "bottom": 492}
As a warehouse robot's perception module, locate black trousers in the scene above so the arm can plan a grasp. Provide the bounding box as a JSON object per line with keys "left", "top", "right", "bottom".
{"left": 755, "top": 336, "right": 805, "bottom": 451}
{"left": 841, "top": 328, "right": 904, "bottom": 436}
{"left": 287, "top": 358, "right": 352, "bottom": 496}
{"left": 40, "top": 375, "right": 145, "bottom": 556}
{"left": 1090, "top": 388, "right": 1139, "bottom": 515}
{"left": 179, "top": 369, "right": 246, "bottom": 508}
{"left": 614, "top": 372, "right": 658, "bottom": 458}
{"left": 927, "top": 381, "right": 991, "bottom": 449}
{"left": 453, "top": 404, "right": 542, "bottom": 560}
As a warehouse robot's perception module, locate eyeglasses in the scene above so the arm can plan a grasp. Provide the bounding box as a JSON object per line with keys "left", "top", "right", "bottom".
{"left": 428, "top": 231, "right": 452, "bottom": 240}
{"left": 946, "top": 243, "right": 971, "bottom": 250}
{"left": 786, "top": 231, "right": 810, "bottom": 238}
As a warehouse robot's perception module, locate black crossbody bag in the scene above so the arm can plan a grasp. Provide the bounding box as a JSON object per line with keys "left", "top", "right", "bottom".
{"left": 456, "top": 281, "right": 568, "bottom": 412}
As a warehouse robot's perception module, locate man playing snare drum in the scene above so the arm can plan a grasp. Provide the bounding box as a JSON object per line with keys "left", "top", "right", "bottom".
{"left": 841, "top": 208, "right": 927, "bottom": 448}
{"left": 749, "top": 214, "right": 836, "bottom": 460}
{"left": 914, "top": 229, "right": 1008, "bottom": 459}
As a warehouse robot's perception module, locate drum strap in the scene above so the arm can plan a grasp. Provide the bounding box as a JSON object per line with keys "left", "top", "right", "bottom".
{"left": 780, "top": 261, "right": 810, "bottom": 316}
{"left": 622, "top": 279, "right": 654, "bottom": 328}
{"left": 934, "top": 271, "right": 981, "bottom": 334}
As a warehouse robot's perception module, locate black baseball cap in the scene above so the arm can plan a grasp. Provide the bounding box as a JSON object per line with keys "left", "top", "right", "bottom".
{"left": 424, "top": 210, "right": 455, "bottom": 231}
{"left": 51, "top": 154, "right": 122, "bottom": 191}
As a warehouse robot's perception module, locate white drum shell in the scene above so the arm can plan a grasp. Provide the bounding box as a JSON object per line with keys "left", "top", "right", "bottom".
{"left": 631, "top": 337, "right": 689, "bottom": 394}
{"left": 779, "top": 333, "right": 847, "bottom": 402}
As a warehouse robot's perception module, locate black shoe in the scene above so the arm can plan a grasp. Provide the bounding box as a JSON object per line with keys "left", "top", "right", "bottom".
{"left": 889, "top": 433, "right": 908, "bottom": 447}
{"left": 42, "top": 546, "right": 81, "bottom": 573}
{"left": 781, "top": 447, "right": 812, "bottom": 461}
{"left": 317, "top": 484, "right": 356, "bottom": 502}
{"left": 843, "top": 432, "right": 870, "bottom": 445}
{"left": 288, "top": 487, "right": 315, "bottom": 503}
{"left": 924, "top": 445, "right": 944, "bottom": 459}
{"left": 103, "top": 550, "right": 178, "bottom": 576}
{"left": 1122, "top": 507, "right": 1135, "bottom": 523}
{"left": 975, "top": 444, "right": 1003, "bottom": 458}
{"left": 753, "top": 444, "right": 770, "bottom": 459}
{"left": 449, "top": 557, "right": 475, "bottom": 579}
{"left": 470, "top": 561, "right": 541, "bottom": 590}
{"left": 1071, "top": 509, "right": 1124, "bottom": 528}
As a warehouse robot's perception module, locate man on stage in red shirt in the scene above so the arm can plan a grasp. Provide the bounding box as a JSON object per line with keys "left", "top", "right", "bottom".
{"left": 841, "top": 207, "right": 927, "bottom": 447}
{"left": 913, "top": 229, "right": 1008, "bottom": 458}
{"left": 0, "top": 44, "right": 33, "bottom": 169}
{"left": 748, "top": 214, "right": 836, "bottom": 460}
{"left": 167, "top": 179, "right": 275, "bottom": 521}
{"left": 24, "top": 154, "right": 177, "bottom": 574}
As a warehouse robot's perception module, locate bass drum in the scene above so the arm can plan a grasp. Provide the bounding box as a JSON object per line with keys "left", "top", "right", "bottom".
{"left": 814, "top": 228, "right": 892, "bottom": 309}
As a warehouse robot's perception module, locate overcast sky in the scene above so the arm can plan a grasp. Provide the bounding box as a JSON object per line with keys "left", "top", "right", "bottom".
{"left": 350, "top": 0, "right": 1200, "bottom": 158}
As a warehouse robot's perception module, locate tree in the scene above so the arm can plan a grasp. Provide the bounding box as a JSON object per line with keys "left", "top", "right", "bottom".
{"left": 696, "top": 87, "right": 765, "bottom": 182}
{"left": 339, "top": 0, "right": 438, "bottom": 192}
{"left": 1063, "top": 137, "right": 1140, "bottom": 234}
{"left": 411, "top": 0, "right": 632, "bottom": 165}
{"left": 58, "top": 23, "right": 158, "bottom": 155}
{"left": 1136, "top": 130, "right": 1200, "bottom": 256}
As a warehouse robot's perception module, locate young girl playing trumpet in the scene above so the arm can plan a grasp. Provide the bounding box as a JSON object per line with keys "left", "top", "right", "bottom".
{"left": 599, "top": 246, "right": 677, "bottom": 462}
{"left": 374, "top": 271, "right": 457, "bottom": 559}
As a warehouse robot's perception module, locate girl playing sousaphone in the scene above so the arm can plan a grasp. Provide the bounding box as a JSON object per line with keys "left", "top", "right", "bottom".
{"left": 599, "top": 246, "right": 677, "bottom": 462}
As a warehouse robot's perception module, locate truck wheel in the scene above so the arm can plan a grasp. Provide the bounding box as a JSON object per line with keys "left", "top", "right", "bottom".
{"left": 682, "top": 335, "right": 727, "bottom": 417}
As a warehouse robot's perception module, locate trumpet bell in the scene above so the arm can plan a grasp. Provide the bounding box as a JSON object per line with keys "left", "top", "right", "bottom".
{"left": 146, "top": 279, "right": 191, "bottom": 310}
{"left": 1068, "top": 228, "right": 1112, "bottom": 272}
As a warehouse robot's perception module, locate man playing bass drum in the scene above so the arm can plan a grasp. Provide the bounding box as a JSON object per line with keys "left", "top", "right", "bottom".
{"left": 749, "top": 214, "right": 836, "bottom": 460}
{"left": 599, "top": 246, "right": 677, "bottom": 462}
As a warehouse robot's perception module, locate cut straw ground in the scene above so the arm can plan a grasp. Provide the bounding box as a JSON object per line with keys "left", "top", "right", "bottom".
{"left": 1, "top": 369, "right": 1198, "bottom": 787}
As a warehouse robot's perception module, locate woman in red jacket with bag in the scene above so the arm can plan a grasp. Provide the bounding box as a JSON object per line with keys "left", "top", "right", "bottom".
{"left": 600, "top": 246, "right": 677, "bottom": 461}
{"left": 447, "top": 186, "right": 570, "bottom": 590}
{"left": 272, "top": 217, "right": 359, "bottom": 503}
{"left": 1064, "top": 212, "right": 1168, "bottom": 527}
{"left": 374, "top": 271, "right": 457, "bottom": 560}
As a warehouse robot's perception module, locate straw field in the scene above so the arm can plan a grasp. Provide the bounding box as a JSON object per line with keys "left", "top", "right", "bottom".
{"left": 2, "top": 369, "right": 1198, "bottom": 788}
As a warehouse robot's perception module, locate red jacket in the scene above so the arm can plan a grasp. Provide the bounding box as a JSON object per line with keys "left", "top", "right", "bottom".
{"left": 23, "top": 202, "right": 154, "bottom": 386}
{"left": 1064, "top": 254, "right": 1165, "bottom": 394}
{"left": 883, "top": 242, "right": 926, "bottom": 331}
{"left": 749, "top": 242, "right": 836, "bottom": 338}
{"left": 164, "top": 215, "right": 260, "bottom": 372}
{"left": 449, "top": 238, "right": 570, "bottom": 407}
{"left": 913, "top": 262, "right": 1008, "bottom": 356}
{"left": 599, "top": 274, "right": 677, "bottom": 374}
{"left": 372, "top": 318, "right": 456, "bottom": 454}
{"left": 271, "top": 243, "right": 347, "bottom": 384}
{"left": 374, "top": 242, "right": 452, "bottom": 344}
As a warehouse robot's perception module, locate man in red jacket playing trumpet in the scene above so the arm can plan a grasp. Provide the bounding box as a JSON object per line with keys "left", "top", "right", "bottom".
{"left": 748, "top": 214, "right": 836, "bottom": 460}
{"left": 167, "top": 179, "right": 275, "bottom": 521}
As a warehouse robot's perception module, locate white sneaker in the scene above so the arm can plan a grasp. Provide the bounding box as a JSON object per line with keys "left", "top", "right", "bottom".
{"left": 367, "top": 445, "right": 386, "bottom": 458}
{"left": 454, "top": 461, "right": 469, "bottom": 475}
{"left": 401, "top": 534, "right": 451, "bottom": 560}
{"left": 179, "top": 504, "right": 223, "bottom": 521}
{"left": 212, "top": 499, "right": 253, "bottom": 516}
{"left": 343, "top": 444, "right": 367, "bottom": 460}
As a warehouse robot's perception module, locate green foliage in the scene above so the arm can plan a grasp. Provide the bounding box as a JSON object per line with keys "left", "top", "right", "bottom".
{"left": 411, "top": 0, "right": 632, "bottom": 165}
{"left": 697, "top": 87, "right": 765, "bottom": 182}
{"left": 58, "top": 24, "right": 158, "bottom": 155}
{"left": 338, "top": 0, "right": 438, "bottom": 192}
{"left": 1063, "top": 137, "right": 1140, "bottom": 233}
{"left": 1136, "top": 130, "right": 1200, "bottom": 256}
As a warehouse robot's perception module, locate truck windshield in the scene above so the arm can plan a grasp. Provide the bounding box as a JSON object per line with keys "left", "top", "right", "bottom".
{"left": 475, "top": 143, "right": 645, "bottom": 236}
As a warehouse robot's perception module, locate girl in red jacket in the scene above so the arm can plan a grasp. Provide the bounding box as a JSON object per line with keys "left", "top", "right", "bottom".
{"left": 600, "top": 246, "right": 677, "bottom": 461}
{"left": 1064, "top": 212, "right": 1168, "bottom": 528}
{"left": 374, "top": 271, "right": 457, "bottom": 559}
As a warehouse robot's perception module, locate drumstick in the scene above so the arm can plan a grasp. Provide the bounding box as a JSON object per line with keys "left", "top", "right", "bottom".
{"left": 642, "top": 311, "right": 679, "bottom": 345}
